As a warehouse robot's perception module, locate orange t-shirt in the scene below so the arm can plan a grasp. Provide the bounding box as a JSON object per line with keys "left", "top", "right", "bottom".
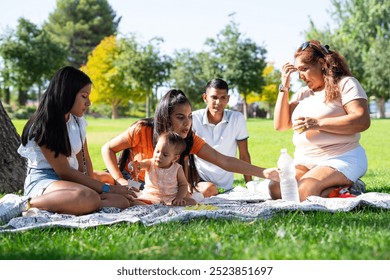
{"left": 124, "top": 124, "right": 205, "bottom": 181}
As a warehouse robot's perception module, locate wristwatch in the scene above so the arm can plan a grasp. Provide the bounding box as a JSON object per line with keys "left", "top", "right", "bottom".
{"left": 102, "top": 183, "right": 111, "bottom": 193}
{"left": 278, "top": 84, "right": 290, "bottom": 92}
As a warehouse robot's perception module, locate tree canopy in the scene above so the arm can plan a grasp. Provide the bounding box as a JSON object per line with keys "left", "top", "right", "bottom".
{"left": 0, "top": 18, "right": 66, "bottom": 105}
{"left": 44, "top": 0, "right": 120, "bottom": 68}
{"left": 80, "top": 36, "right": 132, "bottom": 119}
{"left": 205, "top": 20, "right": 267, "bottom": 118}
{"left": 305, "top": 0, "right": 389, "bottom": 117}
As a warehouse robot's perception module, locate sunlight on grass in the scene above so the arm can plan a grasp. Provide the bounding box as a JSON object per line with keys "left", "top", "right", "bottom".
{"left": 6, "top": 117, "right": 390, "bottom": 260}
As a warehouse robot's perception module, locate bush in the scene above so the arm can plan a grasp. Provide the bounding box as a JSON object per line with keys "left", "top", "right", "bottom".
{"left": 13, "top": 106, "right": 36, "bottom": 119}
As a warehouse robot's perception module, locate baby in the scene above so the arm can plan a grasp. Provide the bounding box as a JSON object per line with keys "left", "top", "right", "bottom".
{"left": 131, "top": 131, "right": 196, "bottom": 206}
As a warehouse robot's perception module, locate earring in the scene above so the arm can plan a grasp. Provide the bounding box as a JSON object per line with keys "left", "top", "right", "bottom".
{"left": 322, "top": 67, "right": 325, "bottom": 71}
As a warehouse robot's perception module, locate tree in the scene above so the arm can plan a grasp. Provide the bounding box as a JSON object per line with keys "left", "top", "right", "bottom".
{"left": 170, "top": 49, "right": 220, "bottom": 109}
{"left": 0, "top": 101, "right": 26, "bottom": 193}
{"left": 0, "top": 59, "right": 12, "bottom": 104}
{"left": 258, "top": 64, "right": 282, "bottom": 118}
{"left": 205, "top": 20, "right": 267, "bottom": 118}
{"left": 305, "top": 0, "right": 390, "bottom": 117}
{"left": 44, "top": 0, "right": 121, "bottom": 68}
{"left": 363, "top": 34, "right": 390, "bottom": 117}
{"left": 0, "top": 18, "right": 66, "bottom": 105}
{"left": 81, "top": 36, "right": 135, "bottom": 119}
{"left": 118, "top": 36, "right": 172, "bottom": 117}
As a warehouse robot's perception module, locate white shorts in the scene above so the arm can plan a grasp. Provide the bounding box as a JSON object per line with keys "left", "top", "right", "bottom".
{"left": 294, "top": 146, "right": 368, "bottom": 182}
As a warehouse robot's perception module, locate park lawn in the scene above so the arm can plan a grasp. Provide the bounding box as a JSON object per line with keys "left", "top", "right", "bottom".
{"left": 1, "top": 118, "right": 389, "bottom": 260}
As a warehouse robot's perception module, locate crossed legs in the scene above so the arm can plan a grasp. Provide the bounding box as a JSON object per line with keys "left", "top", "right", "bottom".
{"left": 269, "top": 165, "right": 352, "bottom": 202}
{"left": 29, "top": 181, "right": 132, "bottom": 215}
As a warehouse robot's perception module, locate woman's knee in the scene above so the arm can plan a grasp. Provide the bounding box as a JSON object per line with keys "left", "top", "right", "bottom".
{"left": 298, "top": 178, "right": 325, "bottom": 200}
{"left": 70, "top": 188, "right": 101, "bottom": 213}
{"left": 268, "top": 180, "right": 281, "bottom": 200}
{"left": 38, "top": 186, "right": 101, "bottom": 215}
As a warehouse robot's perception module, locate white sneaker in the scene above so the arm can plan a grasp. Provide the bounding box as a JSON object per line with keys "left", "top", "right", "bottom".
{"left": 0, "top": 194, "right": 30, "bottom": 224}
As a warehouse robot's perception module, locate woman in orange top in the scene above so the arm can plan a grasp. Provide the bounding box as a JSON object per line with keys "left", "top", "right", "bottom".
{"left": 102, "top": 89, "right": 279, "bottom": 196}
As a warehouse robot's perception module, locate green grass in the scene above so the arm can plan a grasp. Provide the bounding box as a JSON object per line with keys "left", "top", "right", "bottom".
{"left": 2, "top": 118, "right": 390, "bottom": 260}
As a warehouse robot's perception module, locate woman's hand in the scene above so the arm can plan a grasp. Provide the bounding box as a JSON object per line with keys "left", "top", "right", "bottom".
{"left": 292, "top": 116, "right": 319, "bottom": 134}
{"left": 281, "top": 62, "right": 297, "bottom": 89}
{"left": 109, "top": 184, "right": 139, "bottom": 200}
{"left": 263, "top": 168, "right": 280, "bottom": 182}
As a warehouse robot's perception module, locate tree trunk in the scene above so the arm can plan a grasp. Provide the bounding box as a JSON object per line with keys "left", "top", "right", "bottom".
{"left": 243, "top": 93, "right": 248, "bottom": 120}
{"left": 0, "top": 101, "right": 26, "bottom": 193}
{"left": 18, "top": 89, "right": 28, "bottom": 106}
{"left": 111, "top": 104, "right": 119, "bottom": 119}
{"left": 376, "top": 97, "right": 386, "bottom": 119}
{"left": 146, "top": 89, "right": 151, "bottom": 118}
{"left": 4, "top": 87, "right": 11, "bottom": 104}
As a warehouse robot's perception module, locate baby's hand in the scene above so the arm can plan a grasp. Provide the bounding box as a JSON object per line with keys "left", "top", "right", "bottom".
{"left": 172, "top": 197, "right": 186, "bottom": 206}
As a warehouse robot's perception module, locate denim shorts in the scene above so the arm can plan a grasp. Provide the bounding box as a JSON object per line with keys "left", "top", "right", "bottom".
{"left": 295, "top": 146, "right": 368, "bottom": 182}
{"left": 24, "top": 168, "right": 60, "bottom": 198}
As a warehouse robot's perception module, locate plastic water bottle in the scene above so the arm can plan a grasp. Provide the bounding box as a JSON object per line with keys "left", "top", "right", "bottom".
{"left": 277, "top": 148, "right": 300, "bottom": 203}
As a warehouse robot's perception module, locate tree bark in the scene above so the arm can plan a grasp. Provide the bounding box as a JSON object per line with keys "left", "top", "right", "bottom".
{"left": 4, "top": 87, "right": 11, "bottom": 104}
{"left": 0, "top": 101, "right": 26, "bottom": 193}
{"left": 376, "top": 97, "right": 386, "bottom": 119}
{"left": 18, "top": 89, "right": 28, "bottom": 106}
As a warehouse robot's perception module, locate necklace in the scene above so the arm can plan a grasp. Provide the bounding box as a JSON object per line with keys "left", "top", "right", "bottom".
{"left": 73, "top": 115, "right": 87, "bottom": 175}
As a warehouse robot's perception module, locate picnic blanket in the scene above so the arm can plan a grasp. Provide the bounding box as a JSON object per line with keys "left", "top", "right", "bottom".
{"left": 1, "top": 180, "right": 390, "bottom": 233}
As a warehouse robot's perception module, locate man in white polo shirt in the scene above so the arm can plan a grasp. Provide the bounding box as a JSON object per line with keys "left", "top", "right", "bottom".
{"left": 192, "top": 78, "right": 252, "bottom": 197}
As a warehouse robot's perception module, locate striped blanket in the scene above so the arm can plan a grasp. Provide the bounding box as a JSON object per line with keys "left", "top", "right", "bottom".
{"left": 1, "top": 181, "right": 389, "bottom": 233}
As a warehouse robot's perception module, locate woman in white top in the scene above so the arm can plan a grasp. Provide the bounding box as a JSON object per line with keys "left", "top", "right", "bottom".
{"left": 271, "top": 40, "right": 370, "bottom": 201}
{"left": 11, "top": 67, "right": 136, "bottom": 217}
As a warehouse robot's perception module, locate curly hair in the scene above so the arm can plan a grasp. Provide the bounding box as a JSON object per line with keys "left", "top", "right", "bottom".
{"left": 295, "top": 40, "right": 352, "bottom": 102}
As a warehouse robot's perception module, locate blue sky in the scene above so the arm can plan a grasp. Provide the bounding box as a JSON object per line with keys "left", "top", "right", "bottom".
{"left": 0, "top": 0, "right": 335, "bottom": 69}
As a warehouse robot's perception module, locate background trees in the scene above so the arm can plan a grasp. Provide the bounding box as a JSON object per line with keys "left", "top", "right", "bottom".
{"left": 81, "top": 35, "right": 172, "bottom": 119}
{"left": 205, "top": 20, "right": 267, "bottom": 118}
{"left": 170, "top": 49, "right": 220, "bottom": 108}
{"left": 80, "top": 36, "right": 132, "bottom": 119}
{"left": 44, "top": 0, "right": 120, "bottom": 68}
{"left": 0, "top": 0, "right": 388, "bottom": 119}
{"left": 117, "top": 36, "right": 172, "bottom": 118}
{"left": 0, "top": 18, "right": 66, "bottom": 106}
{"left": 305, "top": 0, "right": 389, "bottom": 118}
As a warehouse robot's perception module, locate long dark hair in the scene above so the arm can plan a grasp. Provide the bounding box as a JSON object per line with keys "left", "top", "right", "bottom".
{"left": 21, "top": 66, "right": 92, "bottom": 157}
{"left": 155, "top": 89, "right": 199, "bottom": 189}
{"left": 295, "top": 40, "right": 352, "bottom": 102}
{"left": 119, "top": 89, "right": 199, "bottom": 189}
